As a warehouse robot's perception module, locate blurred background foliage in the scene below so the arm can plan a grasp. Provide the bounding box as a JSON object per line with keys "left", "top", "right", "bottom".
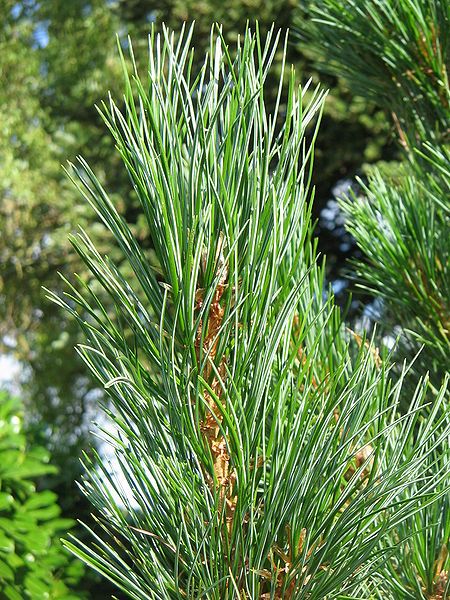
{"left": 0, "top": 391, "right": 84, "bottom": 599}
{"left": 0, "top": 0, "right": 401, "bottom": 596}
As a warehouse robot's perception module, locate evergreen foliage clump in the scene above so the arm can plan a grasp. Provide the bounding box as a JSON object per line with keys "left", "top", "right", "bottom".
{"left": 0, "top": 1, "right": 391, "bottom": 513}
{"left": 303, "top": 0, "right": 449, "bottom": 385}
{"left": 302, "top": 0, "right": 449, "bottom": 146}
{"left": 339, "top": 150, "right": 449, "bottom": 386}
{"left": 0, "top": 3, "right": 398, "bottom": 596}
{"left": 303, "top": 2, "right": 450, "bottom": 597}
{"left": 50, "top": 25, "right": 450, "bottom": 599}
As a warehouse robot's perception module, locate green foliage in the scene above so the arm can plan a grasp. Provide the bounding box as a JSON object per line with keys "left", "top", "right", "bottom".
{"left": 0, "top": 391, "right": 83, "bottom": 599}
{"left": 0, "top": 0, "right": 104, "bottom": 467}
{"left": 340, "top": 149, "right": 449, "bottom": 385}
{"left": 303, "top": 0, "right": 449, "bottom": 384}
{"left": 0, "top": 0, "right": 75, "bottom": 345}
{"left": 302, "top": 0, "right": 449, "bottom": 145}
{"left": 0, "top": 0, "right": 392, "bottom": 487}
{"left": 50, "top": 26, "right": 450, "bottom": 599}
{"left": 303, "top": 3, "right": 450, "bottom": 597}
{"left": 377, "top": 427, "right": 450, "bottom": 599}
{"left": 119, "top": 0, "right": 397, "bottom": 205}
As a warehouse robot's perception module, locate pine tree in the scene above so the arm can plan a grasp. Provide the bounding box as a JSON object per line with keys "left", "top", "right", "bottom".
{"left": 49, "top": 25, "right": 449, "bottom": 599}
{"left": 303, "top": 1, "right": 450, "bottom": 597}
{"left": 303, "top": 0, "right": 449, "bottom": 385}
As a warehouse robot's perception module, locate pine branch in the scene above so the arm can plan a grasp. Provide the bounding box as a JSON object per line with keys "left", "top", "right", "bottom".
{"left": 49, "top": 24, "right": 450, "bottom": 599}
